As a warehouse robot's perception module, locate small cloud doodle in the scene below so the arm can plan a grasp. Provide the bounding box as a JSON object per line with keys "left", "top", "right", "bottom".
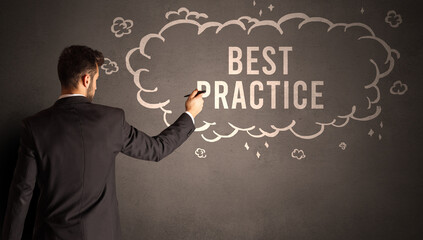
{"left": 195, "top": 148, "right": 207, "bottom": 158}
{"left": 390, "top": 80, "right": 408, "bottom": 95}
{"left": 111, "top": 17, "right": 133, "bottom": 38}
{"left": 101, "top": 58, "right": 119, "bottom": 75}
{"left": 385, "top": 10, "right": 402, "bottom": 28}
{"left": 291, "top": 149, "right": 306, "bottom": 160}
{"left": 339, "top": 142, "right": 347, "bottom": 150}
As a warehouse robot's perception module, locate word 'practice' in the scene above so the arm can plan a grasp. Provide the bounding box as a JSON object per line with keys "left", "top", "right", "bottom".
{"left": 198, "top": 80, "right": 324, "bottom": 109}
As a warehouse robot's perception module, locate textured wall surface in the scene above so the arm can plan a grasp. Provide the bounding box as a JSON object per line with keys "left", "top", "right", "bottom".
{"left": 1, "top": 0, "right": 422, "bottom": 239}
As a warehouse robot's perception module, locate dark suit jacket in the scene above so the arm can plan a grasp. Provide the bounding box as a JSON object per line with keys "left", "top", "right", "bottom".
{"left": 2, "top": 96, "right": 195, "bottom": 240}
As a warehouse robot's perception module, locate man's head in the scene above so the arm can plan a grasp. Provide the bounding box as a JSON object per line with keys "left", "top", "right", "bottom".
{"left": 58, "top": 45, "right": 104, "bottom": 101}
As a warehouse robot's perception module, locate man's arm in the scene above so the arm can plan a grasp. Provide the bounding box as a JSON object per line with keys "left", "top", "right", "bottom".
{"left": 2, "top": 120, "right": 38, "bottom": 240}
{"left": 120, "top": 112, "right": 195, "bottom": 162}
{"left": 120, "top": 89, "right": 204, "bottom": 162}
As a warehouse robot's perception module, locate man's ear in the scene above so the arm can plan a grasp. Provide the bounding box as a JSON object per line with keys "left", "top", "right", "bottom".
{"left": 82, "top": 74, "right": 91, "bottom": 88}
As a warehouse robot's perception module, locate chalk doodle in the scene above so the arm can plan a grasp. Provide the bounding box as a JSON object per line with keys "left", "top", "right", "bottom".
{"left": 339, "top": 142, "right": 347, "bottom": 150}
{"left": 368, "top": 120, "right": 384, "bottom": 140}
{"left": 195, "top": 148, "right": 207, "bottom": 158}
{"left": 111, "top": 17, "right": 133, "bottom": 38}
{"left": 125, "top": 7, "right": 399, "bottom": 143}
{"left": 291, "top": 149, "right": 306, "bottom": 160}
{"left": 252, "top": 0, "right": 275, "bottom": 16}
{"left": 244, "top": 142, "right": 250, "bottom": 150}
{"left": 385, "top": 10, "right": 402, "bottom": 28}
{"left": 390, "top": 80, "right": 408, "bottom": 95}
{"left": 101, "top": 58, "right": 119, "bottom": 75}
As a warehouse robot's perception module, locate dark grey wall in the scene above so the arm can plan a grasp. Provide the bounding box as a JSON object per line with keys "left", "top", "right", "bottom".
{"left": 1, "top": 0, "right": 422, "bottom": 239}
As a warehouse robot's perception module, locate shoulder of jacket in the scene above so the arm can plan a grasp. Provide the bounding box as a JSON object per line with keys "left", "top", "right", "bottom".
{"left": 89, "top": 102, "right": 123, "bottom": 112}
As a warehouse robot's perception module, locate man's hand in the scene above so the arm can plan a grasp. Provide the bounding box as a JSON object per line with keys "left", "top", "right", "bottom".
{"left": 185, "top": 89, "right": 204, "bottom": 118}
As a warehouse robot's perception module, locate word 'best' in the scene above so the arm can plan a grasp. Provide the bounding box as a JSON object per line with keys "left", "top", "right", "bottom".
{"left": 228, "top": 46, "right": 292, "bottom": 75}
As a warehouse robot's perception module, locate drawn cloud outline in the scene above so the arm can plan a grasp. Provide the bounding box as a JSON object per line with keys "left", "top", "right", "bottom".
{"left": 291, "top": 149, "right": 306, "bottom": 160}
{"left": 125, "top": 7, "right": 400, "bottom": 142}
{"left": 195, "top": 148, "right": 207, "bottom": 158}
{"left": 111, "top": 17, "right": 134, "bottom": 38}
{"left": 390, "top": 80, "right": 408, "bottom": 95}
{"left": 101, "top": 58, "right": 119, "bottom": 75}
{"left": 385, "top": 10, "right": 402, "bottom": 28}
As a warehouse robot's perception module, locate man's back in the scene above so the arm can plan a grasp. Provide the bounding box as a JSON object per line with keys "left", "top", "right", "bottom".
{"left": 30, "top": 96, "right": 123, "bottom": 239}
{"left": 3, "top": 96, "right": 195, "bottom": 240}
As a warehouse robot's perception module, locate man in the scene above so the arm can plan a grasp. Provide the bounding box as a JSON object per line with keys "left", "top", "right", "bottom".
{"left": 2, "top": 45, "right": 204, "bottom": 240}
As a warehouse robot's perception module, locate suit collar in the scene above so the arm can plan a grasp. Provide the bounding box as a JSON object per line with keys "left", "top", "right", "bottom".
{"left": 53, "top": 95, "right": 91, "bottom": 106}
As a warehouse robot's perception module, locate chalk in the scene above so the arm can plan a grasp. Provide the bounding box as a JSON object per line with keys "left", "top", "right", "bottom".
{"left": 184, "top": 90, "right": 206, "bottom": 97}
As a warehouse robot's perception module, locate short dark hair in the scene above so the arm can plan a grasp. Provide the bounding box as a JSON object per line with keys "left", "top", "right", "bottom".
{"left": 57, "top": 45, "right": 104, "bottom": 89}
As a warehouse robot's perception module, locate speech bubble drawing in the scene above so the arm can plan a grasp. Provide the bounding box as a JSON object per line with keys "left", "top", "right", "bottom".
{"left": 125, "top": 7, "right": 399, "bottom": 142}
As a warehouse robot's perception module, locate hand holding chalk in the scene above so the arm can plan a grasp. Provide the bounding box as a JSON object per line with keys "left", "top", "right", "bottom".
{"left": 185, "top": 89, "right": 204, "bottom": 118}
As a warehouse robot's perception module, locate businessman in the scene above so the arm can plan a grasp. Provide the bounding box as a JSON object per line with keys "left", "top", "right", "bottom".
{"left": 2, "top": 45, "right": 204, "bottom": 240}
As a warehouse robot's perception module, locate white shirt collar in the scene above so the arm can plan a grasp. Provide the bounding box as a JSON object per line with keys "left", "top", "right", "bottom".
{"left": 58, "top": 93, "right": 86, "bottom": 99}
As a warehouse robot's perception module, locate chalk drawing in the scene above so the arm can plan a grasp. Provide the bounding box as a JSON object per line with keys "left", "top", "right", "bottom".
{"left": 385, "top": 10, "right": 402, "bottom": 28}
{"left": 111, "top": 17, "right": 133, "bottom": 38}
{"left": 291, "top": 149, "right": 306, "bottom": 160}
{"left": 195, "top": 148, "right": 207, "bottom": 158}
{"left": 245, "top": 142, "right": 250, "bottom": 150}
{"left": 125, "top": 7, "right": 399, "bottom": 142}
{"left": 368, "top": 129, "right": 374, "bottom": 136}
{"left": 101, "top": 58, "right": 119, "bottom": 75}
{"left": 339, "top": 142, "right": 347, "bottom": 150}
{"left": 268, "top": 4, "right": 274, "bottom": 12}
{"left": 390, "top": 80, "right": 408, "bottom": 95}
{"left": 165, "top": 8, "right": 208, "bottom": 20}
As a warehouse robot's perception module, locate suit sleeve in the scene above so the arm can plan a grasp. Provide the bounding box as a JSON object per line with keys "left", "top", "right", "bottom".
{"left": 2, "top": 120, "right": 38, "bottom": 240}
{"left": 120, "top": 110, "right": 195, "bottom": 162}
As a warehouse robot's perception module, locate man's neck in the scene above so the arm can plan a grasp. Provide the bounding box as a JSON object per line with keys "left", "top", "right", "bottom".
{"left": 60, "top": 88, "right": 87, "bottom": 100}
{"left": 58, "top": 93, "right": 86, "bottom": 100}
{"left": 61, "top": 88, "right": 86, "bottom": 96}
